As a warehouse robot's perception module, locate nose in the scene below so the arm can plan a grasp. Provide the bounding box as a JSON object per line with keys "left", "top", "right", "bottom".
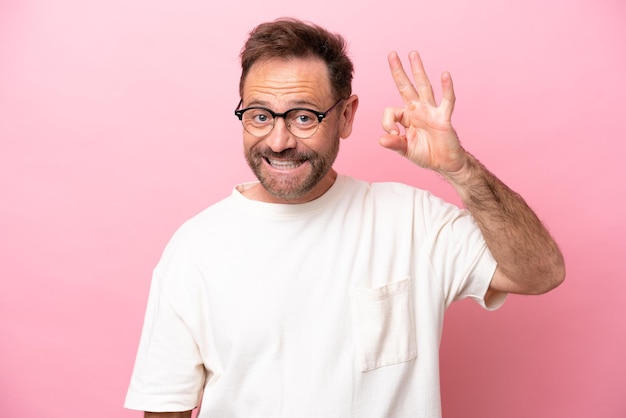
{"left": 265, "top": 117, "right": 297, "bottom": 152}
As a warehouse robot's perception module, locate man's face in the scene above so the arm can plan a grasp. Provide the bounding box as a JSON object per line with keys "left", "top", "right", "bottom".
{"left": 240, "top": 57, "right": 344, "bottom": 204}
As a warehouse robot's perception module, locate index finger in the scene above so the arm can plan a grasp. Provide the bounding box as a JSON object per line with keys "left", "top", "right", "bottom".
{"left": 388, "top": 51, "right": 419, "bottom": 104}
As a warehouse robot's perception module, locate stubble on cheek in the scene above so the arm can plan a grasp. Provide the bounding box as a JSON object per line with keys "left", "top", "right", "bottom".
{"left": 244, "top": 134, "right": 340, "bottom": 201}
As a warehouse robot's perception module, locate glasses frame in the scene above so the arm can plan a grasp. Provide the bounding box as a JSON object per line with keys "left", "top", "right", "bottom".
{"left": 234, "top": 98, "right": 345, "bottom": 139}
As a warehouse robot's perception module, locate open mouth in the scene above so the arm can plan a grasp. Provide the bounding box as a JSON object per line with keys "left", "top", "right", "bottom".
{"left": 265, "top": 157, "right": 307, "bottom": 170}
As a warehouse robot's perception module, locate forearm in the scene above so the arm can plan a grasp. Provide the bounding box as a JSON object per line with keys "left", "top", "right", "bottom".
{"left": 442, "top": 152, "right": 565, "bottom": 294}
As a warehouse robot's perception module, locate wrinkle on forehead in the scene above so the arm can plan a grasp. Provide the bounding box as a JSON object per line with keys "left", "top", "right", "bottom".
{"left": 242, "top": 57, "right": 333, "bottom": 108}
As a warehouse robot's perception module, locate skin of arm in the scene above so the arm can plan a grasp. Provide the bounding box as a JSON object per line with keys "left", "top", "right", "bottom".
{"left": 379, "top": 51, "right": 565, "bottom": 296}
{"left": 145, "top": 411, "right": 192, "bottom": 418}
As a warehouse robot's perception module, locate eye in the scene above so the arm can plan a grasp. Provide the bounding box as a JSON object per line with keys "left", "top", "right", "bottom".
{"left": 244, "top": 109, "right": 273, "bottom": 126}
{"left": 289, "top": 110, "right": 317, "bottom": 128}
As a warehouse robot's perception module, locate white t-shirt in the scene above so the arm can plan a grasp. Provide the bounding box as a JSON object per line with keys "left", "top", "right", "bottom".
{"left": 125, "top": 175, "right": 504, "bottom": 417}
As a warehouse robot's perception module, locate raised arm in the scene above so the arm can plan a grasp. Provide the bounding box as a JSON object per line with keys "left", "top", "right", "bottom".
{"left": 380, "top": 51, "right": 565, "bottom": 295}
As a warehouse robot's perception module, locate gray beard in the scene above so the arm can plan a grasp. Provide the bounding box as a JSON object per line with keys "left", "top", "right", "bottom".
{"left": 245, "top": 136, "right": 340, "bottom": 201}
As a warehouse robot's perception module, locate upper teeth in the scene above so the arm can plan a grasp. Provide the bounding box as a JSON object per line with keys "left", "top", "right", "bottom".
{"left": 268, "top": 159, "right": 302, "bottom": 169}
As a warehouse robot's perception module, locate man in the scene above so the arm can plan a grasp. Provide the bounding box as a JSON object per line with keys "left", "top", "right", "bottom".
{"left": 125, "top": 18, "right": 564, "bottom": 418}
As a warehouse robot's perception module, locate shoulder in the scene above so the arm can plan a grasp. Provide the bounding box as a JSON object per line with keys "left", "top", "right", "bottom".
{"left": 339, "top": 175, "right": 425, "bottom": 197}
{"left": 348, "top": 176, "right": 455, "bottom": 211}
{"left": 161, "top": 194, "right": 239, "bottom": 254}
{"left": 342, "top": 176, "right": 470, "bottom": 231}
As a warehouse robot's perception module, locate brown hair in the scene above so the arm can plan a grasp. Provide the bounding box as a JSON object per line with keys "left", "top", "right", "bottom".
{"left": 239, "top": 18, "right": 354, "bottom": 101}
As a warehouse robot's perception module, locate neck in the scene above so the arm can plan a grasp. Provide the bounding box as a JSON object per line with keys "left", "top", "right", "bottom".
{"left": 242, "top": 169, "right": 338, "bottom": 204}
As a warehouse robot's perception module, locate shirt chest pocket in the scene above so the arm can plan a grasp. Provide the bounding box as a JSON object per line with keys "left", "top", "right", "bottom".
{"left": 352, "top": 277, "right": 417, "bottom": 372}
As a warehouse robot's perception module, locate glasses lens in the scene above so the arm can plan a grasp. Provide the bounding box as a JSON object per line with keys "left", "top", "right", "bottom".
{"left": 242, "top": 108, "right": 274, "bottom": 137}
{"left": 239, "top": 108, "right": 322, "bottom": 138}
{"left": 286, "top": 110, "right": 319, "bottom": 138}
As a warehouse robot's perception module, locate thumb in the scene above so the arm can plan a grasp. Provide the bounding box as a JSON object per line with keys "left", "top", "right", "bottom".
{"left": 379, "top": 134, "right": 408, "bottom": 155}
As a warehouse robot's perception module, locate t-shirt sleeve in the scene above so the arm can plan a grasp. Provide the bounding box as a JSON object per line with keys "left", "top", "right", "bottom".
{"left": 125, "top": 256, "right": 206, "bottom": 412}
{"left": 419, "top": 191, "right": 506, "bottom": 311}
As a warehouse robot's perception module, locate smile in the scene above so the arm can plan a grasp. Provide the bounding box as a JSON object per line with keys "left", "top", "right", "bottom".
{"left": 265, "top": 158, "right": 306, "bottom": 170}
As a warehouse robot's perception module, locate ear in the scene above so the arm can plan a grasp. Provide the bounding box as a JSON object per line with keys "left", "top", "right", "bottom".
{"left": 338, "top": 95, "right": 359, "bottom": 139}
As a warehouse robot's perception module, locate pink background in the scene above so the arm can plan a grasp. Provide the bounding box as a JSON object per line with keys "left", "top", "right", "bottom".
{"left": 1, "top": 0, "right": 625, "bottom": 417}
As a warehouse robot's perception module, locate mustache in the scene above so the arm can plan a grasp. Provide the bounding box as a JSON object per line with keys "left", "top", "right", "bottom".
{"left": 252, "top": 148, "right": 315, "bottom": 161}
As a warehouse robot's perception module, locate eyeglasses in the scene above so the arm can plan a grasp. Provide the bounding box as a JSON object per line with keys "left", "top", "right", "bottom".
{"left": 234, "top": 99, "right": 344, "bottom": 139}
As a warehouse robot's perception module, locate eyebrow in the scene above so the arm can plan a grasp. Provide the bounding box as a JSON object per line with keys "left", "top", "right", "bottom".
{"left": 245, "top": 98, "right": 322, "bottom": 110}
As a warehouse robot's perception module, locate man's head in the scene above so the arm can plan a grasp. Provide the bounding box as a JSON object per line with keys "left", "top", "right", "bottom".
{"left": 237, "top": 19, "right": 358, "bottom": 204}
{"left": 239, "top": 18, "right": 354, "bottom": 102}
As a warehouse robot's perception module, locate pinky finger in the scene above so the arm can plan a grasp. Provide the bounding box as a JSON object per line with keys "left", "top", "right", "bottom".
{"left": 440, "top": 72, "right": 456, "bottom": 117}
